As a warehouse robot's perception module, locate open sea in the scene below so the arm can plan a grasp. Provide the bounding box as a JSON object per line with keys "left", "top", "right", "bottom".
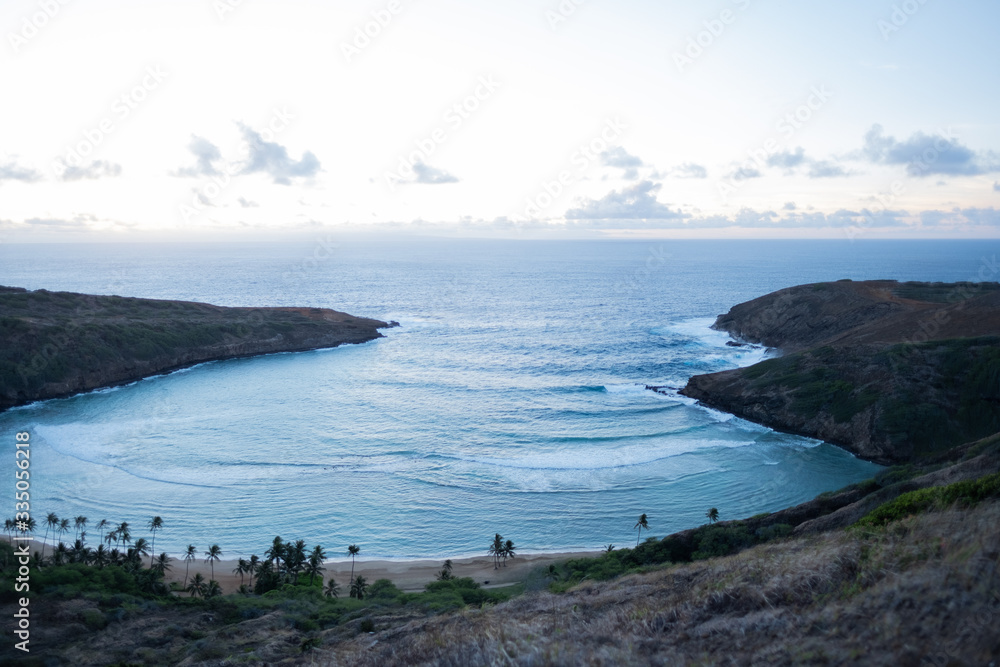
{"left": 0, "top": 238, "right": 994, "bottom": 559}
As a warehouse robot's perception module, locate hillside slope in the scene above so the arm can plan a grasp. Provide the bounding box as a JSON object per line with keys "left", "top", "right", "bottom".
{"left": 682, "top": 280, "right": 1000, "bottom": 464}
{"left": 0, "top": 286, "right": 393, "bottom": 411}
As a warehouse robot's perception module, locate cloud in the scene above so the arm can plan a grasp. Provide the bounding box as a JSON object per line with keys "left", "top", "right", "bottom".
{"left": 0, "top": 159, "right": 41, "bottom": 184}
{"left": 672, "top": 162, "right": 708, "bottom": 179}
{"left": 807, "top": 160, "right": 852, "bottom": 178}
{"left": 61, "top": 160, "right": 122, "bottom": 181}
{"left": 237, "top": 196, "right": 259, "bottom": 208}
{"left": 238, "top": 124, "right": 321, "bottom": 185}
{"left": 766, "top": 148, "right": 807, "bottom": 170}
{"left": 600, "top": 146, "right": 643, "bottom": 169}
{"left": 174, "top": 135, "right": 223, "bottom": 177}
{"left": 729, "top": 166, "right": 762, "bottom": 181}
{"left": 994, "top": 182, "right": 1000, "bottom": 192}
{"left": 783, "top": 202, "right": 797, "bottom": 211}
{"left": 600, "top": 147, "right": 644, "bottom": 180}
{"left": 861, "top": 124, "right": 998, "bottom": 176}
{"left": 565, "top": 180, "right": 686, "bottom": 220}
{"left": 412, "top": 161, "right": 459, "bottom": 184}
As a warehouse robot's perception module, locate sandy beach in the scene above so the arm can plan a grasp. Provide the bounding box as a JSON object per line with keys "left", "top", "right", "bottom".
{"left": 8, "top": 538, "right": 600, "bottom": 594}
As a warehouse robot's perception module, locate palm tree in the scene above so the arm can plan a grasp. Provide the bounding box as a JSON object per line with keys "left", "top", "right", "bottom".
{"left": 93, "top": 544, "right": 109, "bottom": 569}
{"left": 604, "top": 544, "right": 616, "bottom": 553}
{"left": 153, "top": 553, "right": 171, "bottom": 576}
{"left": 634, "top": 513, "right": 649, "bottom": 547}
{"left": 266, "top": 536, "right": 285, "bottom": 571}
{"left": 183, "top": 545, "right": 197, "bottom": 587}
{"left": 116, "top": 521, "right": 131, "bottom": 548}
{"left": 347, "top": 544, "right": 360, "bottom": 580}
{"left": 205, "top": 544, "right": 222, "bottom": 580}
{"left": 132, "top": 537, "right": 151, "bottom": 565}
{"left": 3, "top": 518, "right": 12, "bottom": 541}
{"left": 488, "top": 533, "right": 504, "bottom": 569}
{"left": 233, "top": 558, "right": 248, "bottom": 585}
{"left": 288, "top": 540, "right": 307, "bottom": 582}
{"left": 206, "top": 580, "right": 222, "bottom": 598}
{"left": 57, "top": 518, "right": 70, "bottom": 544}
{"left": 95, "top": 519, "right": 109, "bottom": 544}
{"left": 349, "top": 575, "right": 368, "bottom": 599}
{"left": 70, "top": 539, "right": 89, "bottom": 564}
{"left": 437, "top": 559, "right": 454, "bottom": 581}
{"left": 42, "top": 512, "right": 59, "bottom": 560}
{"left": 19, "top": 516, "right": 38, "bottom": 543}
{"left": 247, "top": 554, "right": 261, "bottom": 587}
{"left": 52, "top": 542, "right": 68, "bottom": 566}
{"left": 73, "top": 516, "right": 87, "bottom": 541}
{"left": 147, "top": 517, "right": 163, "bottom": 567}
{"left": 706, "top": 507, "right": 720, "bottom": 524}
{"left": 187, "top": 572, "right": 206, "bottom": 597}
{"left": 306, "top": 545, "right": 326, "bottom": 584}
{"left": 503, "top": 539, "right": 516, "bottom": 567}
{"left": 324, "top": 577, "right": 340, "bottom": 598}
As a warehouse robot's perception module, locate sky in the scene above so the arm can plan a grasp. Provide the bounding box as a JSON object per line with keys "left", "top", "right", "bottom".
{"left": 1, "top": 0, "right": 999, "bottom": 241}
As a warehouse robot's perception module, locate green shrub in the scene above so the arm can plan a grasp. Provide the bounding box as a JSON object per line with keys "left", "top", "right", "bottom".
{"left": 856, "top": 473, "right": 1000, "bottom": 527}
{"left": 81, "top": 609, "right": 108, "bottom": 631}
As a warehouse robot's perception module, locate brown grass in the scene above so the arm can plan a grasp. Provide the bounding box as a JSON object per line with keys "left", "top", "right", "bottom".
{"left": 322, "top": 500, "right": 1000, "bottom": 666}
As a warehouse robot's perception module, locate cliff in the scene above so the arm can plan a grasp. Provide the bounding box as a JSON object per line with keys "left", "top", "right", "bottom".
{"left": 681, "top": 280, "right": 1000, "bottom": 465}
{"left": 0, "top": 286, "right": 394, "bottom": 412}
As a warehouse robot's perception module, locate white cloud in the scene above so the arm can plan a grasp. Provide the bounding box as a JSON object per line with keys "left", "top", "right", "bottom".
{"left": 411, "top": 161, "right": 459, "bottom": 185}
{"left": 860, "top": 124, "right": 999, "bottom": 177}
{"left": 238, "top": 124, "right": 321, "bottom": 185}
{"left": 173, "top": 136, "right": 224, "bottom": 177}
{"left": 671, "top": 163, "right": 708, "bottom": 179}
{"left": 61, "top": 160, "right": 122, "bottom": 181}
{"left": 565, "top": 180, "right": 686, "bottom": 220}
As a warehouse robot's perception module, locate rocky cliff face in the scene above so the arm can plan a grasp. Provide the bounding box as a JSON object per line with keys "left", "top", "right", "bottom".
{"left": 681, "top": 280, "right": 1000, "bottom": 465}
{"left": 0, "top": 287, "right": 394, "bottom": 411}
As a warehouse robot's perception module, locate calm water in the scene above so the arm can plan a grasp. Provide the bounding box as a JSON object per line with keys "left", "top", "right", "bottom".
{"left": 1, "top": 238, "right": 993, "bottom": 559}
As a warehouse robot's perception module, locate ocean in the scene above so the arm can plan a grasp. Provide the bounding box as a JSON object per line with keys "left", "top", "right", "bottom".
{"left": 0, "top": 238, "right": 993, "bottom": 559}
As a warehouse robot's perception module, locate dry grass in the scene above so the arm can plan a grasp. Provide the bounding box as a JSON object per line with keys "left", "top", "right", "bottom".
{"left": 320, "top": 501, "right": 1000, "bottom": 666}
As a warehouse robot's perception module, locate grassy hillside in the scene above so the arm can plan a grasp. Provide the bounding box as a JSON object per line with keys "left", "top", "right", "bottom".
{"left": 683, "top": 280, "right": 1000, "bottom": 464}
{"left": 0, "top": 286, "right": 391, "bottom": 411}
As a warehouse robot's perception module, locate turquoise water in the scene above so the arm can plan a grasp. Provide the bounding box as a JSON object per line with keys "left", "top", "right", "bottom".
{"left": 1, "top": 239, "right": 992, "bottom": 559}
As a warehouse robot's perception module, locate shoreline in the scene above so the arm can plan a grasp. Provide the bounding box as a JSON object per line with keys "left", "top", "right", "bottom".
{"left": 4, "top": 537, "right": 600, "bottom": 593}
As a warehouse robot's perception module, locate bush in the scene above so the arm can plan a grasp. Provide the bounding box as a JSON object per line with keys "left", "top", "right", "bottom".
{"left": 856, "top": 473, "right": 1000, "bottom": 527}
{"left": 366, "top": 578, "right": 402, "bottom": 603}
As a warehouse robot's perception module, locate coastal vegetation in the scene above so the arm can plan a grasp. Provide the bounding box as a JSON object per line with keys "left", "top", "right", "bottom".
{"left": 6, "top": 436, "right": 998, "bottom": 664}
